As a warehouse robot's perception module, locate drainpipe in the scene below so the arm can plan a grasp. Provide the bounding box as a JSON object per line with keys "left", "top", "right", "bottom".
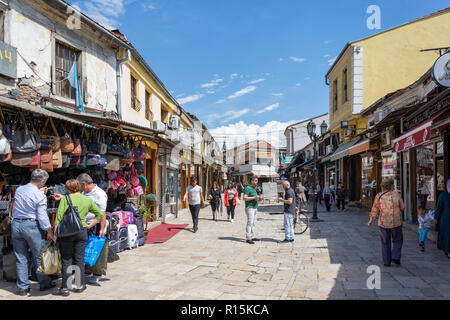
{"left": 116, "top": 49, "right": 131, "bottom": 119}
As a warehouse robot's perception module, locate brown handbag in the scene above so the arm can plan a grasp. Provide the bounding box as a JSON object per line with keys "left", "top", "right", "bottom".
{"left": 39, "top": 149, "right": 54, "bottom": 172}
{"left": 71, "top": 138, "right": 82, "bottom": 156}
{"left": 11, "top": 152, "right": 33, "bottom": 167}
{"left": 40, "top": 117, "right": 61, "bottom": 152}
{"left": 52, "top": 148, "right": 63, "bottom": 168}
{"left": 60, "top": 126, "right": 74, "bottom": 153}
{"left": 24, "top": 150, "right": 40, "bottom": 168}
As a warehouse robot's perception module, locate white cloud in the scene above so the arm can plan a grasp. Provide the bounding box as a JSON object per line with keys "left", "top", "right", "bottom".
{"left": 272, "top": 93, "right": 283, "bottom": 97}
{"left": 323, "top": 54, "right": 331, "bottom": 58}
{"left": 73, "top": 0, "right": 126, "bottom": 29}
{"left": 328, "top": 56, "right": 337, "bottom": 66}
{"left": 289, "top": 57, "right": 306, "bottom": 63}
{"left": 215, "top": 99, "right": 227, "bottom": 104}
{"left": 141, "top": 2, "right": 157, "bottom": 11}
{"left": 176, "top": 93, "right": 185, "bottom": 98}
{"left": 201, "top": 78, "right": 223, "bottom": 88}
{"left": 178, "top": 94, "right": 204, "bottom": 104}
{"left": 256, "top": 103, "right": 280, "bottom": 114}
{"left": 206, "top": 89, "right": 215, "bottom": 94}
{"left": 207, "top": 109, "right": 250, "bottom": 124}
{"left": 230, "top": 73, "right": 239, "bottom": 79}
{"left": 249, "top": 78, "right": 265, "bottom": 84}
{"left": 210, "top": 120, "right": 299, "bottom": 149}
{"left": 228, "top": 86, "right": 257, "bottom": 99}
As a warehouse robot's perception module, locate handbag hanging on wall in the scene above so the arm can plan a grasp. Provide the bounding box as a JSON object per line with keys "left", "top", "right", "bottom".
{"left": 98, "top": 129, "right": 107, "bottom": 155}
{"left": 132, "top": 137, "right": 147, "bottom": 161}
{"left": 39, "top": 148, "right": 54, "bottom": 172}
{"left": 11, "top": 112, "right": 38, "bottom": 153}
{"left": 40, "top": 117, "right": 61, "bottom": 152}
{"left": 60, "top": 125, "right": 74, "bottom": 153}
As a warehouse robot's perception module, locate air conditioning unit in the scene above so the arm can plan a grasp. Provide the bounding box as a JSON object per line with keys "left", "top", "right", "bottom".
{"left": 169, "top": 115, "right": 180, "bottom": 129}
{"left": 152, "top": 120, "right": 167, "bottom": 132}
{"left": 381, "top": 130, "right": 391, "bottom": 147}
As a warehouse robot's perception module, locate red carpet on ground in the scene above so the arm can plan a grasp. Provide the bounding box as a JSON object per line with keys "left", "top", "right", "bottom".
{"left": 145, "top": 223, "right": 189, "bottom": 244}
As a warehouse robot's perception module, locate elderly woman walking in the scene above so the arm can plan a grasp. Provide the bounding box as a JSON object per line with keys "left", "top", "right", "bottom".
{"left": 368, "top": 178, "right": 405, "bottom": 267}
{"left": 434, "top": 179, "right": 450, "bottom": 259}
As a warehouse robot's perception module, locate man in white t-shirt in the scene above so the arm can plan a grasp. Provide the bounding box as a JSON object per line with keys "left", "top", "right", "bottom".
{"left": 77, "top": 173, "right": 108, "bottom": 286}
{"left": 183, "top": 177, "right": 205, "bottom": 233}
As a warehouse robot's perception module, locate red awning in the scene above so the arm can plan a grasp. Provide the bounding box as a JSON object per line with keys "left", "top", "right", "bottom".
{"left": 393, "top": 106, "right": 450, "bottom": 153}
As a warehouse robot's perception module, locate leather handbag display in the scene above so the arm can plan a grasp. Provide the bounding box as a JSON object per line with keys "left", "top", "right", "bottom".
{"left": 76, "top": 155, "right": 87, "bottom": 169}
{"left": 61, "top": 153, "right": 71, "bottom": 168}
{"left": 70, "top": 155, "right": 81, "bottom": 166}
{"left": 40, "top": 117, "right": 61, "bottom": 152}
{"left": 98, "top": 130, "right": 108, "bottom": 155}
{"left": 24, "top": 150, "right": 40, "bottom": 169}
{"left": 55, "top": 194, "right": 83, "bottom": 238}
{"left": 132, "top": 137, "right": 146, "bottom": 161}
{"left": 60, "top": 128, "right": 74, "bottom": 153}
{"left": 40, "top": 149, "right": 54, "bottom": 172}
{"left": 71, "top": 138, "right": 82, "bottom": 156}
{"left": 52, "top": 149, "right": 63, "bottom": 169}
{"left": 104, "top": 155, "right": 120, "bottom": 171}
{"left": 11, "top": 112, "right": 38, "bottom": 153}
{"left": 11, "top": 152, "right": 33, "bottom": 167}
{"left": 98, "top": 155, "right": 107, "bottom": 167}
{"left": 130, "top": 164, "right": 140, "bottom": 187}
{"left": 107, "top": 132, "right": 125, "bottom": 156}
{"left": 86, "top": 154, "right": 101, "bottom": 166}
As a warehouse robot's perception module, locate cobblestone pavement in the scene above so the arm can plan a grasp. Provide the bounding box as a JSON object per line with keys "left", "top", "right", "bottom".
{"left": 1, "top": 201, "right": 449, "bottom": 300}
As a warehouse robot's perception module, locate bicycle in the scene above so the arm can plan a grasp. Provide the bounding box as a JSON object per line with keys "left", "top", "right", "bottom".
{"left": 294, "top": 198, "right": 310, "bottom": 234}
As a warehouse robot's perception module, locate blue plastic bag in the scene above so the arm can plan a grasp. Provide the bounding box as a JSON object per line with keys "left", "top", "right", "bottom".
{"left": 84, "top": 236, "right": 107, "bottom": 267}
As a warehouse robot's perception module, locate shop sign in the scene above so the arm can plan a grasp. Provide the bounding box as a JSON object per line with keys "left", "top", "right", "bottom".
{"left": 432, "top": 52, "right": 450, "bottom": 88}
{"left": 0, "top": 41, "right": 17, "bottom": 79}
{"left": 393, "top": 124, "right": 431, "bottom": 153}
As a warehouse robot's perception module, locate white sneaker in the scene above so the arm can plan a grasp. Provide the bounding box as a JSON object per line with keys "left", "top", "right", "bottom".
{"left": 231, "top": 219, "right": 234, "bottom": 223}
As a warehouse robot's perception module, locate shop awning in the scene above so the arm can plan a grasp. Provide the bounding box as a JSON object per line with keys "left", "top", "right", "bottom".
{"left": 393, "top": 106, "right": 450, "bottom": 153}
{"left": 329, "top": 139, "right": 360, "bottom": 162}
{"left": 349, "top": 139, "right": 370, "bottom": 156}
{"left": 368, "top": 105, "right": 419, "bottom": 133}
{"left": 0, "top": 96, "right": 94, "bottom": 128}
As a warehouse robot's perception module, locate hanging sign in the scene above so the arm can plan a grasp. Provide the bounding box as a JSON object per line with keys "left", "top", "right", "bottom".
{"left": 0, "top": 41, "right": 17, "bottom": 79}
{"left": 432, "top": 52, "right": 450, "bottom": 88}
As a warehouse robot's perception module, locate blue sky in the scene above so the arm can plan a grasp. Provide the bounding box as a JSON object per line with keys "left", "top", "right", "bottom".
{"left": 70, "top": 0, "right": 449, "bottom": 147}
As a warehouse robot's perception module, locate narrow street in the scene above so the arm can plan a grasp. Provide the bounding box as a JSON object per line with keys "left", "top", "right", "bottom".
{"left": 2, "top": 202, "right": 449, "bottom": 300}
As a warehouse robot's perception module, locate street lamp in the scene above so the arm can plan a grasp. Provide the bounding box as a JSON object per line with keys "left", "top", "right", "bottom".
{"left": 307, "top": 120, "right": 328, "bottom": 221}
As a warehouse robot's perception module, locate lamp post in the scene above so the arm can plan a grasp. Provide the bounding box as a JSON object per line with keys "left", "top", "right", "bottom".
{"left": 307, "top": 120, "right": 328, "bottom": 221}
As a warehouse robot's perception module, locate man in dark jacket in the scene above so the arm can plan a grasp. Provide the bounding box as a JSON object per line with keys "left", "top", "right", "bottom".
{"left": 336, "top": 182, "right": 346, "bottom": 211}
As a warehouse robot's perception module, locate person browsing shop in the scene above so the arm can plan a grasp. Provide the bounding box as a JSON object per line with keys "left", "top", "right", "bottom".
{"left": 11, "top": 169, "right": 56, "bottom": 296}
{"left": 278, "top": 181, "right": 297, "bottom": 243}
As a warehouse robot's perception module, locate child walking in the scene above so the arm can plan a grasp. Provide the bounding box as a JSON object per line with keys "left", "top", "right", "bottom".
{"left": 418, "top": 206, "right": 434, "bottom": 252}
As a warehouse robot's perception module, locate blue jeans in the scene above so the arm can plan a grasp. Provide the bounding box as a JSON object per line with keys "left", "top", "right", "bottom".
{"left": 419, "top": 227, "right": 430, "bottom": 244}
{"left": 11, "top": 219, "right": 52, "bottom": 291}
{"left": 284, "top": 213, "right": 295, "bottom": 241}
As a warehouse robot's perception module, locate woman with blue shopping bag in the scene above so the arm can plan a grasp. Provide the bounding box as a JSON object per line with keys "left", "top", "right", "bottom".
{"left": 52, "top": 179, "right": 103, "bottom": 297}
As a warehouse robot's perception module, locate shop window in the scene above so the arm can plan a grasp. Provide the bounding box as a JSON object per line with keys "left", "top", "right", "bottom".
{"left": 55, "top": 41, "right": 81, "bottom": 100}
{"left": 416, "top": 144, "right": 435, "bottom": 211}
{"left": 145, "top": 90, "right": 153, "bottom": 121}
{"left": 361, "top": 154, "right": 375, "bottom": 202}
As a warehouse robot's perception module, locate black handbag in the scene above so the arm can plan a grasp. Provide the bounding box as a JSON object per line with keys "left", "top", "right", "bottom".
{"left": 61, "top": 153, "right": 71, "bottom": 168}
{"left": 11, "top": 112, "right": 38, "bottom": 153}
{"left": 55, "top": 194, "right": 83, "bottom": 238}
{"left": 107, "top": 132, "right": 125, "bottom": 156}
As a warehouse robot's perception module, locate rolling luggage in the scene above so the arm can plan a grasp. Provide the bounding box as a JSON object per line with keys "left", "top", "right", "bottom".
{"left": 107, "top": 228, "right": 120, "bottom": 256}
{"left": 124, "top": 211, "right": 134, "bottom": 225}
{"left": 111, "top": 211, "right": 127, "bottom": 227}
{"left": 133, "top": 213, "right": 146, "bottom": 246}
{"left": 118, "top": 226, "right": 128, "bottom": 252}
{"left": 127, "top": 224, "right": 138, "bottom": 249}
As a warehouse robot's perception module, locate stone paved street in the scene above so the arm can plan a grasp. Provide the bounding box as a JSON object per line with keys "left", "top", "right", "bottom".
{"left": 1, "top": 202, "right": 450, "bottom": 300}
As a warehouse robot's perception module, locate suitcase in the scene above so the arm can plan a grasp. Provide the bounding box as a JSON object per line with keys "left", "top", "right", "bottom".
{"left": 133, "top": 213, "right": 146, "bottom": 246}
{"left": 112, "top": 211, "right": 127, "bottom": 227}
{"left": 124, "top": 211, "right": 134, "bottom": 225}
{"left": 107, "top": 228, "right": 120, "bottom": 255}
{"left": 106, "top": 213, "right": 119, "bottom": 232}
{"left": 127, "top": 224, "right": 138, "bottom": 249}
{"left": 118, "top": 226, "right": 128, "bottom": 252}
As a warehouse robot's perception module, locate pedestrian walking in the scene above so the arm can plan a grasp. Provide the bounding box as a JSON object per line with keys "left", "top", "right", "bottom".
{"left": 368, "top": 178, "right": 405, "bottom": 267}
{"left": 278, "top": 181, "right": 296, "bottom": 243}
{"left": 53, "top": 179, "right": 103, "bottom": 297}
{"left": 243, "top": 176, "right": 262, "bottom": 244}
{"left": 417, "top": 206, "right": 434, "bottom": 252}
{"left": 295, "top": 181, "right": 307, "bottom": 210}
{"left": 304, "top": 185, "right": 310, "bottom": 203}
{"left": 434, "top": 179, "right": 450, "bottom": 259}
{"left": 207, "top": 181, "right": 221, "bottom": 221}
{"left": 336, "top": 182, "right": 346, "bottom": 211}
{"left": 11, "top": 169, "right": 56, "bottom": 296}
{"left": 237, "top": 182, "right": 244, "bottom": 200}
{"left": 323, "top": 183, "right": 332, "bottom": 211}
{"left": 224, "top": 182, "right": 239, "bottom": 222}
{"left": 183, "top": 177, "right": 205, "bottom": 233}
{"left": 316, "top": 183, "right": 322, "bottom": 205}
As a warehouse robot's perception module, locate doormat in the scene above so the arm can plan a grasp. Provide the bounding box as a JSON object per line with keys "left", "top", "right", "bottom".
{"left": 145, "top": 223, "right": 189, "bottom": 244}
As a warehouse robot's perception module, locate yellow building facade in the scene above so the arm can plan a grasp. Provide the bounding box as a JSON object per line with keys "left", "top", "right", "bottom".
{"left": 326, "top": 8, "right": 450, "bottom": 141}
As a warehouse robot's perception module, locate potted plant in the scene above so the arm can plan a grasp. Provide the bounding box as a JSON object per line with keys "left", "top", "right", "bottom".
{"left": 140, "top": 194, "right": 157, "bottom": 230}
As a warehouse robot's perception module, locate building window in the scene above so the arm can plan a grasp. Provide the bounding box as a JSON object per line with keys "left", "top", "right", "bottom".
{"left": 342, "top": 68, "right": 348, "bottom": 104}
{"left": 145, "top": 90, "right": 153, "bottom": 121}
{"left": 55, "top": 41, "right": 81, "bottom": 100}
{"left": 333, "top": 80, "right": 338, "bottom": 112}
{"left": 130, "top": 75, "right": 140, "bottom": 111}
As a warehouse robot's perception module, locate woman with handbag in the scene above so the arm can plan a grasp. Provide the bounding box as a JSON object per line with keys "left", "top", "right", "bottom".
{"left": 52, "top": 179, "right": 103, "bottom": 297}
{"left": 368, "top": 178, "right": 405, "bottom": 267}
{"left": 224, "top": 182, "right": 239, "bottom": 223}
